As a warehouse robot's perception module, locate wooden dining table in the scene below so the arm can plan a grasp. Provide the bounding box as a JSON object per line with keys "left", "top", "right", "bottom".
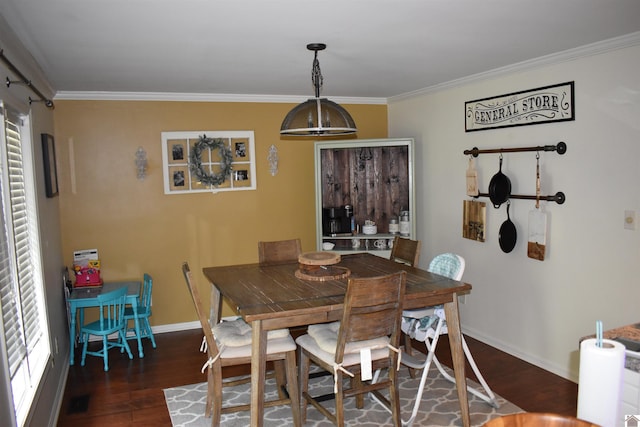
{"left": 202, "top": 252, "right": 473, "bottom": 427}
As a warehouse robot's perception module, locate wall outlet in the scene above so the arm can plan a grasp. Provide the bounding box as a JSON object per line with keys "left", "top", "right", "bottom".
{"left": 624, "top": 210, "right": 636, "bottom": 230}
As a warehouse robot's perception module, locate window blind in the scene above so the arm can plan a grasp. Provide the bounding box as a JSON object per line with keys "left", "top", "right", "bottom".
{"left": 0, "top": 104, "right": 50, "bottom": 426}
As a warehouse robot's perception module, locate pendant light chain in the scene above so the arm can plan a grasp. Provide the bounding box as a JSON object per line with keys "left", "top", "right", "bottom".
{"left": 311, "top": 51, "right": 323, "bottom": 98}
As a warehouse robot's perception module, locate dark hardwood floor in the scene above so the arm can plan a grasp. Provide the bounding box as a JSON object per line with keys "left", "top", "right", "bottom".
{"left": 56, "top": 329, "right": 577, "bottom": 426}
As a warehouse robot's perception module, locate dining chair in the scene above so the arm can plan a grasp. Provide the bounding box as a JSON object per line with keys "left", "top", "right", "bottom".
{"left": 296, "top": 271, "right": 406, "bottom": 427}
{"left": 123, "top": 273, "right": 156, "bottom": 350}
{"left": 258, "top": 238, "right": 302, "bottom": 264}
{"left": 389, "top": 235, "right": 421, "bottom": 267}
{"left": 397, "top": 253, "right": 498, "bottom": 426}
{"left": 79, "top": 286, "right": 133, "bottom": 371}
{"left": 482, "top": 412, "right": 601, "bottom": 427}
{"left": 181, "top": 262, "right": 301, "bottom": 427}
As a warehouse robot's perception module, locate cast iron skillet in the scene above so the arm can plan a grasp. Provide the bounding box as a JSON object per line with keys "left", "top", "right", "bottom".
{"left": 499, "top": 202, "right": 517, "bottom": 253}
{"left": 489, "top": 156, "right": 511, "bottom": 208}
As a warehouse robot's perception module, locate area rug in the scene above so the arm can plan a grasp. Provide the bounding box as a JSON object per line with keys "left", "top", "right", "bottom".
{"left": 164, "top": 364, "right": 523, "bottom": 426}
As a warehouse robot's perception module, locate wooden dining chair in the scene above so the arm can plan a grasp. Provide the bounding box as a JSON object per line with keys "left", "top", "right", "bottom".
{"left": 181, "top": 262, "right": 301, "bottom": 427}
{"left": 389, "top": 235, "right": 421, "bottom": 267}
{"left": 80, "top": 286, "right": 133, "bottom": 371}
{"left": 296, "top": 271, "right": 406, "bottom": 427}
{"left": 482, "top": 413, "right": 601, "bottom": 427}
{"left": 123, "top": 273, "right": 156, "bottom": 350}
{"left": 258, "top": 238, "right": 302, "bottom": 264}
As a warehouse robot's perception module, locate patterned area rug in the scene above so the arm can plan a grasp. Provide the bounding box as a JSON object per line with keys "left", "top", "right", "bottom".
{"left": 164, "top": 364, "right": 523, "bottom": 426}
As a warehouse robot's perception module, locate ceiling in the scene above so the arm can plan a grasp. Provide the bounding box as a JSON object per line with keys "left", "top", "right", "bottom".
{"left": 1, "top": 0, "right": 640, "bottom": 101}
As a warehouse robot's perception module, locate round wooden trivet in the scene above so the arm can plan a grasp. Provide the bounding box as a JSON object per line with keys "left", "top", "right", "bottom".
{"left": 298, "top": 251, "right": 340, "bottom": 266}
{"left": 295, "top": 266, "right": 351, "bottom": 281}
{"left": 296, "top": 251, "right": 349, "bottom": 281}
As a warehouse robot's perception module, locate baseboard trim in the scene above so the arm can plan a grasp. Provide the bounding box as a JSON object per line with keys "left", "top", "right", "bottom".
{"left": 463, "top": 326, "right": 576, "bottom": 383}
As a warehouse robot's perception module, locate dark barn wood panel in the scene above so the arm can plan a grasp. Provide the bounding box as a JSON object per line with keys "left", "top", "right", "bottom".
{"left": 320, "top": 145, "right": 409, "bottom": 233}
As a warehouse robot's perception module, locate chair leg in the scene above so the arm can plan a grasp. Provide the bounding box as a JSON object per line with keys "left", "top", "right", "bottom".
{"left": 389, "top": 358, "right": 402, "bottom": 427}
{"left": 274, "top": 359, "right": 287, "bottom": 399}
{"left": 144, "top": 318, "right": 157, "bottom": 348}
{"left": 211, "top": 364, "right": 223, "bottom": 426}
{"left": 352, "top": 375, "right": 364, "bottom": 409}
{"left": 299, "top": 350, "right": 310, "bottom": 424}
{"left": 102, "top": 335, "right": 109, "bottom": 371}
{"left": 403, "top": 332, "right": 417, "bottom": 378}
{"left": 81, "top": 333, "right": 89, "bottom": 366}
{"left": 335, "top": 370, "right": 345, "bottom": 427}
{"left": 120, "top": 330, "right": 133, "bottom": 359}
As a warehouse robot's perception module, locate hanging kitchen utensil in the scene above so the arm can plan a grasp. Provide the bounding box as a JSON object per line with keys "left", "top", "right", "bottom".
{"left": 528, "top": 153, "right": 547, "bottom": 260}
{"left": 466, "top": 156, "right": 479, "bottom": 197}
{"left": 499, "top": 201, "right": 517, "bottom": 253}
{"left": 489, "top": 154, "right": 511, "bottom": 208}
{"left": 463, "top": 199, "right": 486, "bottom": 242}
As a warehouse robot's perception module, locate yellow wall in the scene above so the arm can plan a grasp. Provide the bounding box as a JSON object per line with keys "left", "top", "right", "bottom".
{"left": 54, "top": 100, "right": 387, "bottom": 324}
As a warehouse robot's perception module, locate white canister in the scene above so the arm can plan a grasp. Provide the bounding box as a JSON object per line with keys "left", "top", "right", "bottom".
{"left": 400, "top": 211, "right": 410, "bottom": 236}
{"left": 389, "top": 218, "right": 399, "bottom": 234}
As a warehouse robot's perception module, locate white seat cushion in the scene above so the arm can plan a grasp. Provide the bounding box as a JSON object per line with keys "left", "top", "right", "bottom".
{"left": 300, "top": 321, "right": 391, "bottom": 367}
{"left": 220, "top": 335, "right": 296, "bottom": 359}
{"left": 213, "top": 317, "right": 290, "bottom": 347}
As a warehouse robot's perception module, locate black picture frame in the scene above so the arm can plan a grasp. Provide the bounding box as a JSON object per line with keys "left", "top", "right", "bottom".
{"left": 41, "top": 133, "right": 59, "bottom": 198}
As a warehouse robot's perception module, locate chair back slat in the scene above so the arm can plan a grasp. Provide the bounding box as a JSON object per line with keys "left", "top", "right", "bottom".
{"left": 97, "top": 286, "right": 128, "bottom": 333}
{"left": 389, "top": 236, "right": 421, "bottom": 267}
{"left": 258, "top": 238, "right": 302, "bottom": 265}
{"left": 141, "top": 273, "right": 153, "bottom": 309}
{"left": 181, "top": 262, "right": 220, "bottom": 359}
{"left": 336, "top": 271, "right": 406, "bottom": 362}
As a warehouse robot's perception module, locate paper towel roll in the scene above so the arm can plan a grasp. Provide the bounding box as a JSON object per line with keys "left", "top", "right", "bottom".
{"left": 577, "top": 338, "right": 626, "bottom": 427}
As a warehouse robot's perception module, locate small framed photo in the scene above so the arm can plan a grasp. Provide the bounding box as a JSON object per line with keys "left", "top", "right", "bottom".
{"left": 41, "top": 133, "right": 58, "bottom": 198}
{"left": 232, "top": 138, "right": 250, "bottom": 161}
{"left": 169, "top": 166, "right": 188, "bottom": 191}
{"left": 167, "top": 140, "right": 187, "bottom": 164}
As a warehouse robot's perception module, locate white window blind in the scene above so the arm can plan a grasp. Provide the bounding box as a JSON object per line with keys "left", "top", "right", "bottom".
{"left": 0, "top": 103, "right": 50, "bottom": 427}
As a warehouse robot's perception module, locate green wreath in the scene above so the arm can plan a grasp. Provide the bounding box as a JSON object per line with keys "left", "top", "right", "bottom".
{"left": 189, "top": 135, "right": 233, "bottom": 187}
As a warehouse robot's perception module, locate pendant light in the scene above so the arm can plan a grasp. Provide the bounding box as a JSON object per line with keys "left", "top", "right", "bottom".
{"left": 280, "top": 43, "right": 357, "bottom": 136}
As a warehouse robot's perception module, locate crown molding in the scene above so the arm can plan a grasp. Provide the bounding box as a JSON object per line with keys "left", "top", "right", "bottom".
{"left": 389, "top": 31, "right": 640, "bottom": 103}
{"left": 53, "top": 91, "right": 387, "bottom": 105}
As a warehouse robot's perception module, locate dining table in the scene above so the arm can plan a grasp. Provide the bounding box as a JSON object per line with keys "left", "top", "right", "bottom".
{"left": 67, "top": 280, "right": 144, "bottom": 365}
{"left": 202, "top": 252, "right": 473, "bottom": 427}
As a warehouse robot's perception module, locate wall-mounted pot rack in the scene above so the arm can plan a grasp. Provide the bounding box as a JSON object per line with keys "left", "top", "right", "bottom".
{"left": 463, "top": 141, "right": 567, "bottom": 205}
{"left": 464, "top": 141, "right": 567, "bottom": 157}
{"left": 473, "top": 190, "right": 565, "bottom": 204}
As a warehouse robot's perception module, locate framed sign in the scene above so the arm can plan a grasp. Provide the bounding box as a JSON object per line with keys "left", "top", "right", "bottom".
{"left": 41, "top": 133, "right": 59, "bottom": 198}
{"left": 465, "top": 81, "right": 574, "bottom": 132}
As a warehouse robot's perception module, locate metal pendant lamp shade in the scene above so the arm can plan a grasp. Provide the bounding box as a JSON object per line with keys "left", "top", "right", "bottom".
{"left": 280, "top": 44, "right": 357, "bottom": 137}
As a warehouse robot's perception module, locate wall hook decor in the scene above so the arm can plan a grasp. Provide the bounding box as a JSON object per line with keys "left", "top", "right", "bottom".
{"left": 135, "top": 146, "right": 147, "bottom": 180}
{"left": 268, "top": 144, "right": 279, "bottom": 176}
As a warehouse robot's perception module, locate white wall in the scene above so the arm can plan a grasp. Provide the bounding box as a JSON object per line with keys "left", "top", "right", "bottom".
{"left": 388, "top": 38, "right": 640, "bottom": 381}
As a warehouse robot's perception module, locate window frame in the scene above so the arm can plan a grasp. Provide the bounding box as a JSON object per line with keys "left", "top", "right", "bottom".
{"left": 0, "top": 101, "right": 51, "bottom": 427}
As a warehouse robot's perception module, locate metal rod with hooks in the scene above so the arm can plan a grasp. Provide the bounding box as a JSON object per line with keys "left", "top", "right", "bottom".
{"left": 474, "top": 191, "right": 566, "bottom": 204}
{"left": 464, "top": 141, "right": 566, "bottom": 157}
{"left": 0, "top": 49, "right": 54, "bottom": 109}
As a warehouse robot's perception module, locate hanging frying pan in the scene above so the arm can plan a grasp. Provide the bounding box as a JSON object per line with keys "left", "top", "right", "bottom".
{"left": 499, "top": 201, "right": 517, "bottom": 253}
{"left": 488, "top": 154, "right": 511, "bottom": 208}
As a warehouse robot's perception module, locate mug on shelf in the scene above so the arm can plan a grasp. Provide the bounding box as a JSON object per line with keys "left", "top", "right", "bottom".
{"left": 351, "top": 238, "right": 361, "bottom": 249}
{"left": 373, "top": 239, "right": 387, "bottom": 249}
